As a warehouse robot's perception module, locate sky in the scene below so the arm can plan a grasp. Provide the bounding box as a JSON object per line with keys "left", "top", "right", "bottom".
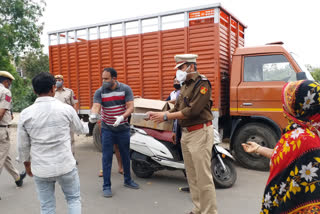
{"left": 41, "top": 0, "right": 320, "bottom": 67}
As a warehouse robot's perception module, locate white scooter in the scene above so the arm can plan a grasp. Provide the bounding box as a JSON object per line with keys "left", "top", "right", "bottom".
{"left": 130, "top": 126, "right": 237, "bottom": 188}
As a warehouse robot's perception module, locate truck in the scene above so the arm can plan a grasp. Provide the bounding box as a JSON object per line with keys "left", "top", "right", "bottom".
{"left": 48, "top": 3, "right": 314, "bottom": 170}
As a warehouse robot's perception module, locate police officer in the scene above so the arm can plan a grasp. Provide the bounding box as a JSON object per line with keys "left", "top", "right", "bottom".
{"left": 148, "top": 54, "right": 217, "bottom": 214}
{"left": 0, "top": 71, "right": 26, "bottom": 197}
{"left": 54, "top": 75, "right": 78, "bottom": 157}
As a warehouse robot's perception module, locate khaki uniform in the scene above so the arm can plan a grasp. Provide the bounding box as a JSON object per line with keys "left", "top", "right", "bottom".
{"left": 170, "top": 73, "right": 217, "bottom": 214}
{"left": 55, "top": 87, "right": 77, "bottom": 155}
{"left": 0, "top": 83, "right": 20, "bottom": 180}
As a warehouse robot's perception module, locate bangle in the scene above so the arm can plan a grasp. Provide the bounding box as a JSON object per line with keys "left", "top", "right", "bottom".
{"left": 255, "top": 145, "right": 261, "bottom": 154}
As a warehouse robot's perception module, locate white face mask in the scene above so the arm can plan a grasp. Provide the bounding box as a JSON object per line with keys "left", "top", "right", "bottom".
{"left": 175, "top": 66, "right": 196, "bottom": 83}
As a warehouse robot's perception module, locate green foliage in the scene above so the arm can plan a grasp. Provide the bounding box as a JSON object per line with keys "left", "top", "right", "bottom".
{"left": 0, "top": 0, "right": 46, "bottom": 61}
{"left": 20, "top": 52, "right": 49, "bottom": 79}
{"left": 0, "top": 56, "right": 36, "bottom": 112}
{"left": 0, "top": 0, "right": 45, "bottom": 112}
{"left": 311, "top": 67, "right": 320, "bottom": 82}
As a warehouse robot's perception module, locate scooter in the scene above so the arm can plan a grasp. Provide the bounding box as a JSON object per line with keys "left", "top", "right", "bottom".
{"left": 130, "top": 126, "right": 237, "bottom": 188}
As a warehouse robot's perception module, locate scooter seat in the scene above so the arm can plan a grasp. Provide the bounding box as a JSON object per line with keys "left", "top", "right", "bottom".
{"left": 139, "top": 127, "right": 175, "bottom": 144}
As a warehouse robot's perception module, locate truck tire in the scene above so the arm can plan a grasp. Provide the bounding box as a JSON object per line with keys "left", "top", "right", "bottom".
{"left": 232, "top": 122, "right": 278, "bottom": 171}
{"left": 93, "top": 123, "right": 102, "bottom": 152}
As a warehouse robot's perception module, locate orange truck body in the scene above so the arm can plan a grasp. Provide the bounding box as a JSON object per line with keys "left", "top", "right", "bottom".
{"left": 48, "top": 4, "right": 313, "bottom": 169}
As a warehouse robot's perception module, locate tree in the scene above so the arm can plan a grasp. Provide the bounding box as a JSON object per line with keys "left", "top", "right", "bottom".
{"left": 0, "top": 55, "right": 36, "bottom": 112}
{"left": 0, "top": 0, "right": 45, "bottom": 61}
{"left": 20, "top": 52, "right": 49, "bottom": 79}
{"left": 311, "top": 67, "right": 320, "bottom": 82}
{"left": 0, "top": 0, "right": 45, "bottom": 111}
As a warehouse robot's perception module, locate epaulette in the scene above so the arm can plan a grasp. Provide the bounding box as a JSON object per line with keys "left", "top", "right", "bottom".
{"left": 200, "top": 74, "right": 208, "bottom": 81}
{"left": 195, "top": 74, "right": 211, "bottom": 89}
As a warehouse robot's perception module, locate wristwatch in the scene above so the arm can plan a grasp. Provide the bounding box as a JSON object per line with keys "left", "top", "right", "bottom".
{"left": 163, "top": 114, "right": 168, "bottom": 121}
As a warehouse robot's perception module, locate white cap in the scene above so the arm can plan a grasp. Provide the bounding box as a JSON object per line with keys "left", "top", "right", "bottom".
{"left": 0, "top": 71, "right": 15, "bottom": 80}
{"left": 174, "top": 54, "right": 198, "bottom": 69}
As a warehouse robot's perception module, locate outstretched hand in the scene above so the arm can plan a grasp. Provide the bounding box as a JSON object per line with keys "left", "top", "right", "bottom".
{"left": 241, "top": 141, "right": 260, "bottom": 153}
{"left": 147, "top": 111, "right": 165, "bottom": 123}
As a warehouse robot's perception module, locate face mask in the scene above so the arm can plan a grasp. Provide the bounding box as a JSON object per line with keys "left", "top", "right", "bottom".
{"left": 103, "top": 80, "right": 113, "bottom": 89}
{"left": 175, "top": 66, "right": 196, "bottom": 83}
{"left": 56, "top": 81, "right": 63, "bottom": 88}
{"left": 173, "top": 84, "right": 181, "bottom": 90}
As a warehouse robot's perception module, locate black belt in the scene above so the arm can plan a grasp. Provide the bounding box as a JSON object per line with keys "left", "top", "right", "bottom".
{"left": 0, "top": 125, "right": 10, "bottom": 128}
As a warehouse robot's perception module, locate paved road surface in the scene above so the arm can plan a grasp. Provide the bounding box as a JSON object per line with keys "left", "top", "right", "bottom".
{"left": 0, "top": 121, "right": 268, "bottom": 214}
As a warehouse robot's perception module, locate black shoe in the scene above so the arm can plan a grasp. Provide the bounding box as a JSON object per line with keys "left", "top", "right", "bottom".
{"left": 15, "top": 171, "right": 26, "bottom": 187}
{"left": 179, "top": 186, "right": 190, "bottom": 192}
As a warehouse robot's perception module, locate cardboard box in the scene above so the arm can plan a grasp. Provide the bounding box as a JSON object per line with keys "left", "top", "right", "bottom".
{"left": 130, "top": 98, "right": 174, "bottom": 131}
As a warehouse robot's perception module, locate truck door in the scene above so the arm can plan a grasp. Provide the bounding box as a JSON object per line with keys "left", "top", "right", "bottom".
{"left": 237, "top": 54, "right": 297, "bottom": 128}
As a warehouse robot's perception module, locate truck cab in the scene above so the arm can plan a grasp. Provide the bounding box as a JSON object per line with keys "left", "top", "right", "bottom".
{"left": 228, "top": 43, "right": 314, "bottom": 170}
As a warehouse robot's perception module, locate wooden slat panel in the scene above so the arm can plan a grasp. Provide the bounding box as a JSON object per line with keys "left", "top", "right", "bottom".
{"left": 49, "top": 10, "right": 246, "bottom": 113}
{"left": 141, "top": 32, "right": 159, "bottom": 99}
{"left": 189, "top": 23, "right": 218, "bottom": 110}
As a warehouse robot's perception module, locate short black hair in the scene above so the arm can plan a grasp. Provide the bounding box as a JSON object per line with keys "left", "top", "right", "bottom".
{"left": 32, "top": 72, "right": 56, "bottom": 95}
{"left": 0, "top": 76, "right": 10, "bottom": 83}
{"left": 103, "top": 67, "right": 117, "bottom": 78}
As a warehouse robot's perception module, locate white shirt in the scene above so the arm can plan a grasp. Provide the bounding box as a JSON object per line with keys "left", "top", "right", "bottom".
{"left": 169, "top": 90, "right": 179, "bottom": 100}
{"left": 17, "top": 96, "right": 88, "bottom": 178}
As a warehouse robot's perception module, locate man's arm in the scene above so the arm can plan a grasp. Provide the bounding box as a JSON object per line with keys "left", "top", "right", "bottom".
{"left": 123, "top": 101, "right": 133, "bottom": 119}
{"left": 149, "top": 81, "right": 211, "bottom": 123}
{"left": 70, "top": 90, "right": 78, "bottom": 111}
{"left": 0, "top": 108, "right": 6, "bottom": 121}
{"left": 73, "top": 103, "right": 78, "bottom": 111}
{"left": 148, "top": 110, "right": 185, "bottom": 123}
{"left": 69, "top": 106, "right": 89, "bottom": 134}
{"left": 91, "top": 103, "right": 101, "bottom": 114}
{"left": 17, "top": 115, "right": 32, "bottom": 176}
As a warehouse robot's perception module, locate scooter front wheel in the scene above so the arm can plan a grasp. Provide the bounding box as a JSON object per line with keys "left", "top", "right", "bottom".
{"left": 132, "top": 160, "right": 154, "bottom": 178}
{"left": 211, "top": 157, "right": 237, "bottom": 188}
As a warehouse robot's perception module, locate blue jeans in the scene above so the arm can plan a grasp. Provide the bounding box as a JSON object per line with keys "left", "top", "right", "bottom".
{"left": 101, "top": 128, "right": 131, "bottom": 190}
{"left": 34, "top": 167, "right": 81, "bottom": 214}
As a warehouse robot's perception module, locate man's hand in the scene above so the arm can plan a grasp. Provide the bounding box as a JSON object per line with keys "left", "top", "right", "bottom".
{"left": 113, "top": 115, "right": 124, "bottom": 127}
{"left": 24, "top": 161, "right": 33, "bottom": 177}
{"left": 89, "top": 114, "right": 99, "bottom": 123}
{"left": 147, "top": 111, "right": 165, "bottom": 123}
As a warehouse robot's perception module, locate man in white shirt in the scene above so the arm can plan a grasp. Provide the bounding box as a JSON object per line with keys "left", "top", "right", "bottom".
{"left": 166, "top": 77, "right": 181, "bottom": 104}
{"left": 17, "top": 72, "right": 88, "bottom": 214}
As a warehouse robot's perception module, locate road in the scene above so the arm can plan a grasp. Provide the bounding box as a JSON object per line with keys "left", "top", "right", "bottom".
{"left": 0, "top": 125, "right": 269, "bottom": 214}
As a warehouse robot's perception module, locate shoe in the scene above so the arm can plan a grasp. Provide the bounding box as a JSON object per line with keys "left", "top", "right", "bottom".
{"left": 103, "top": 188, "right": 112, "bottom": 198}
{"left": 179, "top": 186, "right": 190, "bottom": 192}
{"left": 76, "top": 161, "right": 79, "bottom": 165}
{"left": 98, "top": 170, "right": 103, "bottom": 177}
{"left": 124, "top": 180, "right": 140, "bottom": 189}
{"left": 15, "top": 171, "right": 26, "bottom": 187}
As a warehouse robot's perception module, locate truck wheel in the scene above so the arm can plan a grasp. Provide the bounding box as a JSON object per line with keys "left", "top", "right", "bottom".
{"left": 211, "top": 157, "right": 237, "bottom": 188}
{"left": 232, "top": 122, "right": 278, "bottom": 171}
{"left": 132, "top": 160, "right": 154, "bottom": 178}
{"left": 93, "top": 123, "right": 102, "bottom": 152}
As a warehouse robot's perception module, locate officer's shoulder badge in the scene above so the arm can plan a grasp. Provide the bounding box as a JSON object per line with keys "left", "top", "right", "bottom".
{"left": 5, "top": 95, "right": 11, "bottom": 102}
{"left": 200, "top": 86, "right": 208, "bottom": 94}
